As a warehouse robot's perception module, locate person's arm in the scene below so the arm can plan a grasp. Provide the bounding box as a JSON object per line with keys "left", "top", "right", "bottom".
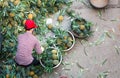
{"left": 35, "top": 40, "right": 42, "bottom": 54}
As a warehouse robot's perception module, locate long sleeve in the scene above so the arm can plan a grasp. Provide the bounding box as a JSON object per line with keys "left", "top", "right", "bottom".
{"left": 35, "top": 40, "right": 42, "bottom": 54}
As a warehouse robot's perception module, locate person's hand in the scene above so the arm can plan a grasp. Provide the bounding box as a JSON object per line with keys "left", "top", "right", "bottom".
{"left": 41, "top": 46, "right": 44, "bottom": 52}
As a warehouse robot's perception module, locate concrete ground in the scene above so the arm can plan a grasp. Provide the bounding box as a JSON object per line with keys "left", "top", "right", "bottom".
{"left": 40, "top": 0, "right": 120, "bottom": 78}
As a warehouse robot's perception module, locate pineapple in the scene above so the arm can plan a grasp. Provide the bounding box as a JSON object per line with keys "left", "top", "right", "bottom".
{"left": 67, "top": 42, "right": 72, "bottom": 47}
{"left": 19, "top": 12, "right": 24, "bottom": 18}
{"left": 8, "top": 23, "right": 12, "bottom": 28}
{"left": 68, "top": 37, "right": 73, "bottom": 41}
{"left": 10, "top": 0, "right": 15, "bottom": 2}
{"left": 52, "top": 49, "right": 57, "bottom": 54}
{"left": 33, "top": 75, "right": 39, "bottom": 78}
{"left": 3, "top": 1, "right": 8, "bottom": 7}
{"left": 14, "top": 0, "right": 20, "bottom": 6}
{"left": 47, "top": 24, "right": 53, "bottom": 30}
{"left": 9, "top": 12, "right": 15, "bottom": 17}
{"left": 35, "top": 8, "right": 40, "bottom": 13}
{"left": 10, "top": 42, "right": 15, "bottom": 47}
{"left": 6, "top": 74, "right": 10, "bottom": 78}
{"left": 64, "top": 36, "right": 67, "bottom": 40}
{"left": 28, "top": 13, "right": 33, "bottom": 20}
{"left": 57, "top": 39, "right": 62, "bottom": 45}
{"left": 58, "top": 15, "right": 64, "bottom": 22}
{"left": 52, "top": 54, "right": 58, "bottom": 60}
{"left": 54, "top": 7, "right": 58, "bottom": 12}
{"left": 29, "top": 71, "right": 35, "bottom": 76}
{"left": 53, "top": 60, "right": 59, "bottom": 65}
{"left": 37, "top": 0, "right": 42, "bottom": 7}
{"left": 0, "top": 1, "right": 3, "bottom": 7}
{"left": 80, "top": 25, "right": 85, "bottom": 30}
{"left": 23, "top": 20, "right": 26, "bottom": 25}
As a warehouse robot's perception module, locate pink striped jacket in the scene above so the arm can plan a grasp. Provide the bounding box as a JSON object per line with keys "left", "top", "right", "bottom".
{"left": 15, "top": 32, "right": 42, "bottom": 65}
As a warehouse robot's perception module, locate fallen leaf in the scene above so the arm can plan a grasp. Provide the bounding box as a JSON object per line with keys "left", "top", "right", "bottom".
{"left": 76, "top": 62, "right": 84, "bottom": 69}
{"left": 97, "top": 71, "right": 110, "bottom": 78}
{"left": 98, "top": 10, "right": 102, "bottom": 18}
{"left": 105, "top": 31, "right": 115, "bottom": 40}
{"left": 80, "top": 0, "right": 92, "bottom": 8}
{"left": 114, "top": 45, "right": 120, "bottom": 55}
{"left": 101, "top": 59, "right": 107, "bottom": 66}
{"left": 89, "top": 32, "right": 107, "bottom": 46}
{"left": 83, "top": 47, "right": 88, "bottom": 56}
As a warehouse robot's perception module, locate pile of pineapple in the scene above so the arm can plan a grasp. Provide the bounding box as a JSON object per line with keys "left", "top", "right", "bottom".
{"left": 71, "top": 17, "right": 93, "bottom": 38}
{"left": 40, "top": 47, "right": 62, "bottom": 71}
{"left": 46, "top": 27, "right": 75, "bottom": 51}
{"left": 0, "top": 0, "right": 71, "bottom": 57}
{"left": 0, "top": 0, "right": 73, "bottom": 77}
{"left": 54, "top": 29, "right": 74, "bottom": 51}
{"left": 1, "top": 62, "right": 44, "bottom": 78}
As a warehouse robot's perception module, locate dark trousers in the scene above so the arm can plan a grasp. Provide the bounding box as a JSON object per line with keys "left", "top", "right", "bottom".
{"left": 27, "top": 57, "right": 40, "bottom": 66}
{"left": 16, "top": 57, "right": 40, "bottom": 67}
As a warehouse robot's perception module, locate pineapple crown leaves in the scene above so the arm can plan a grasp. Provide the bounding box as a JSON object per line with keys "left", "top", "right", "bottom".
{"left": 72, "top": 16, "right": 93, "bottom": 27}
{"left": 0, "top": 7, "right": 9, "bottom": 17}
{"left": 55, "top": 0, "right": 72, "bottom": 5}
{"left": 58, "top": 8, "right": 67, "bottom": 16}
{"left": 46, "top": 37, "right": 56, "bottom": 46}
{"left": 24, "top": 0, "right": 37, "bottom": 6}
{"left": 46, "top": 0, "right": 56, "bottom": 6}
{"left": 44, "top": 66, "right": 53, "bottom": 73}
{"left": 53, "top": 28, "right": 68, "bottom": 38}
{"left": 65, "top": 0, "right": 73, "bottom": 4}
{"left": 85, "top": 21, "right": 94, "bottom": 27}
{"left": 67, "top": 9, "right": 76, "bottom": 18}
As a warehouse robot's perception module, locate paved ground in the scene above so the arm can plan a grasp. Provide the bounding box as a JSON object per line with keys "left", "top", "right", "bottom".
{"left": 40, "top": 0, "right": 120, "bottom": 78}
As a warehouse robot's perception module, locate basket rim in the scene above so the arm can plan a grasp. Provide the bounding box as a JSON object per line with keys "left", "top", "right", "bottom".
{"left": 40, "top": 48, "right": 62, "bottom": 69}
{"left": 62, "top": 30, "right": 75, "bottom": 51}
{"left": 71, "top": 18, "right": 92, "bottom": 39}
{"left": 89, "top": 0, "right": 109, "bottom": 8}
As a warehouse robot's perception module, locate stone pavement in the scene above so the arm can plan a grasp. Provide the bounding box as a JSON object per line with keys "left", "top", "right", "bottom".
{"left": 40, "top": 0, "right": 120, "bottom": 78}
